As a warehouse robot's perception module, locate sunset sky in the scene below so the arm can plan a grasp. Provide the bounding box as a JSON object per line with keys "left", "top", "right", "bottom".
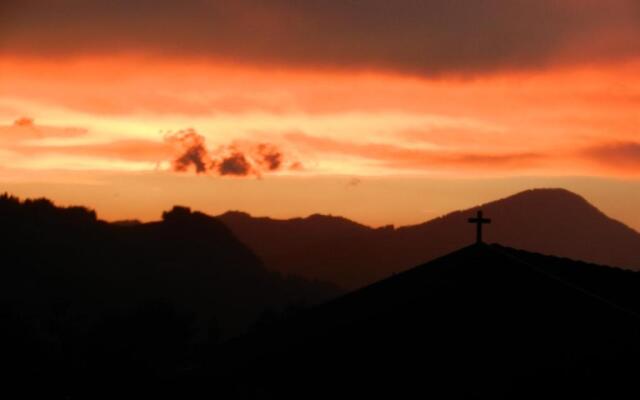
{"left": 1, "top": 1, "right": 640, "bottom": 229}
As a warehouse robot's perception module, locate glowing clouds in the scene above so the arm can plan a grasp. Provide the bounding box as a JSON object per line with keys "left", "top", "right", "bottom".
{"left": 583, "top": 142, "right": 640, "bottom": 173}
{"left": 0, "top": 118, "right": 87, "bottom": 142}
{"left": 2, "top": 57, "right": 640, "bottom": 178}
{"left": 0, "top": 119, "right": 298, "bottom": 176}
{"left": 165, "top": 129, "right": 299, "bottom": 177}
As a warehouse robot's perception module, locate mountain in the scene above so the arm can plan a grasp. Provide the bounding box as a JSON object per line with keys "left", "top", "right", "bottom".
{"left": 0, "top": 194, "right": 339, "bottom": 395}
{"left": 212, "top": 243, "right": 640, "bottom": 399}
{"left": 0, "top": 195, "right": 339, "bottom": 334}
{"left": 217, "top": 211, "right": 396, "bottom": 289}
{"left": 218, "top": 188, "right": 640, "bottom": 289}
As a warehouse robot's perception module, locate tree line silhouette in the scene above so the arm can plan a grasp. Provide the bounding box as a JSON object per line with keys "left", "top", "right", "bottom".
{"left": 0, "top": 194, "right": 339, "bottom": 398}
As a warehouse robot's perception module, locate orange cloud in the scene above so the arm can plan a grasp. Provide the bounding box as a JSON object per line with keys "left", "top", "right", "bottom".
{"left": 0, "top": 118, "right": 170, "bottom": 164}
{"left": 11, "top": 140, "right": 173, "bottom": 163}
{"left": 1, "top": 55, "right": 639, "bottom": 178}
{"left": 14, "top": 117, "right": 34, "bottom": 127}
{"left": 0, "top": 118, "right": 87, "bottom": 142}
{"left": 285, "top": 132, "right": 543, "bottom": 171}
{"left": 583, "top": 142, "right": 640, "bottom": 173}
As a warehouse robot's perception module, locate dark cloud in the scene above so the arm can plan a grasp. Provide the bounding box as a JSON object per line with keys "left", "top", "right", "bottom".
{"left": 165, "top": 129, "right": 210, "bottom": 173}
{"left": 165, "top": 129, "right": 298, "bottom": 177}
{"left": 1, "top": 1, "right": 639, "bottom": 75}
{"left": 254, "top": 143, "right": 283, "bottom": 171}
{"left": 584, "top": 142, "right": 640, "bottom": 169}
{"left": 215, "top": 153, "right": 254, "bottom": 176}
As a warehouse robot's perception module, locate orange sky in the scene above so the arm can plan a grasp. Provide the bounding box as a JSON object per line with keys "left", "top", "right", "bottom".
{"left": 1, "top": 1, "right": 640, "bottom": 229}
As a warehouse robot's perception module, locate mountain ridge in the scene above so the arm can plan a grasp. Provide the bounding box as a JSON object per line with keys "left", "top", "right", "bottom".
{"left": 0, "top": 195, "right": 340, "bottom": 338}
{"left": 217, "top": 188, "right": 640, "bottom": 289}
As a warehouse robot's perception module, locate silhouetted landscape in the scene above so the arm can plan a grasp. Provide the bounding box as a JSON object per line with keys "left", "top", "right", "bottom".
{"left": 0, "top": 194, "right": 339, "bottom": 398}
{"left": 1, "top": 189, "right": 640, "bottom": 398}
{"left": 5, "top": 1, "right": 640, "bottom": 397}
{"left": 219, "top": 188, "right": 640, "bottom": 289}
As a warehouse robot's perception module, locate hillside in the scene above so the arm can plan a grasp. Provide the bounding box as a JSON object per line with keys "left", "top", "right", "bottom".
{"left": 218, "top": 189, "right": 640, "bottom": 289}
{"left": 0, "top": 194, "right": 339, "bottom": 394}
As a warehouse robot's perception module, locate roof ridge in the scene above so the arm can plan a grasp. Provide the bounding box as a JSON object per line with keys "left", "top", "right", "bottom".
{"left": 487, "top": 244, "right": 640, "bottom": 321}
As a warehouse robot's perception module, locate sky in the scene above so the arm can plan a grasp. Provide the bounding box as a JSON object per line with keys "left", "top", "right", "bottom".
{"left": 1, "top": 0, "right": 640, "bottom": 229}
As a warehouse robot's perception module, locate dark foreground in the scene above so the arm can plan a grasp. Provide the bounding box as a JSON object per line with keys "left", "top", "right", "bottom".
{"left": 211, "top": 243, "right": 640, "bottom": 399}
{"left": 2, "top": 194, "right": 640, "bottom": 398}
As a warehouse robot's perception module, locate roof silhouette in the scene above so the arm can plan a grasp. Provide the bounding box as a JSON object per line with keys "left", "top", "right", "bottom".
{"left": 214, "top": 243, "right": 640, "bottom": 398}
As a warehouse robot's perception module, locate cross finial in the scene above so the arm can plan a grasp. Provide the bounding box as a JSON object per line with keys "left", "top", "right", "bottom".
{"left": 468, "top": 210, "right": 491, "bottom": 244}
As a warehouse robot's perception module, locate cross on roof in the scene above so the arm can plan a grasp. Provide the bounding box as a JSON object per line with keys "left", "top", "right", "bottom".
{"left": 468, "top": 210, "right": 491, "bottom": 244}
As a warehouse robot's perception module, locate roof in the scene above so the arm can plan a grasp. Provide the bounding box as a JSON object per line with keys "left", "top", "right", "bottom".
{"left": 213, "top": 243, "right": 640, "bottom": 398}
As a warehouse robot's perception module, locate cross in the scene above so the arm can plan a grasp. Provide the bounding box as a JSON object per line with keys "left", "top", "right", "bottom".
{"left": 468, "top": 210, "right": 491, "bottom": 244}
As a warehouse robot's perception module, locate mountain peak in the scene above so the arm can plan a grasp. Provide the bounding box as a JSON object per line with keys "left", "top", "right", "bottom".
{"left": 494, "top": 188, "right": 592, "bottom": 207}
{"left": 461, "top": 188, "right": 604, "bottom": 224}
{"left": 513, "top": 187, "right": 581, "bottom": 197}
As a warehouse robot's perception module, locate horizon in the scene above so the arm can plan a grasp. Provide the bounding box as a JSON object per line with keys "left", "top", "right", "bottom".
{"left": 5, "top": 184, "right": 640, "bottom": 234}
{"left": 2, "top": 1, "right": 640, "bottom": 233}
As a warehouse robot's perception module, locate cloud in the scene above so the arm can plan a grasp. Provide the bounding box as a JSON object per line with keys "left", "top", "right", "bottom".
{"left": 11, "top": 139, "right": 173, "bottom": 162}
{"left": 1, "top": 1, "right": 639, "bottom": 75}
{"left": 286, "top": 132, "right": 542, "bottom": 171}
{"left": 0, "top": 118, "right": 87, "bottom": 142}
{"left": 165, "top": 129, "right": 210, "bottom": 173}
{"left": 215, "top": 153, "right": 253, "bottom": 176}
{"left": 1, "top": 121, "right": 298, "bottom": 173}
{"left": 14, "top": 117, "right": 34, "bottom": 127}
{"left": 165, "top": 129, "right": 300, "bottom": 177}
{"left": 584, "top": 142, "right": 640, "bottom": 170}
{"left": 0, "top": 118, "right": 177, "bottom": 166}
{"left": 254, "top": 143, "right": 283, "bottom": 171}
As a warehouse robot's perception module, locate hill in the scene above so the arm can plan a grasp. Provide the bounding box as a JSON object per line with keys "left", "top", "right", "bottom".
{"left": 218, "top": 188, "right": 640, "bottom": 289}
{"left": 0, "top": 194, "right": 339, "bottom": 395}
{"left": 217, "top": 210, "right": 396, "bottom": 289}
{"left": 213, "top": 243, "right": 640, "bottom": 399}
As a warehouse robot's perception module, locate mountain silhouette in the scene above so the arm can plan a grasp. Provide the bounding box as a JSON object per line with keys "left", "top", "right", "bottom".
{"left": 0, "top": 195, "right": 338, "bottom": 335}
{"left": 0, "top": 194, "right": 339, "bottom": 396}
{"left": 218, "top": 188, "right": 640, "bottom": 289}
{"left": 213, "top": 243, "right": 640, "bottom": 399}
{"left": 3, "top": 191, "right": 640, "bottom": 398}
